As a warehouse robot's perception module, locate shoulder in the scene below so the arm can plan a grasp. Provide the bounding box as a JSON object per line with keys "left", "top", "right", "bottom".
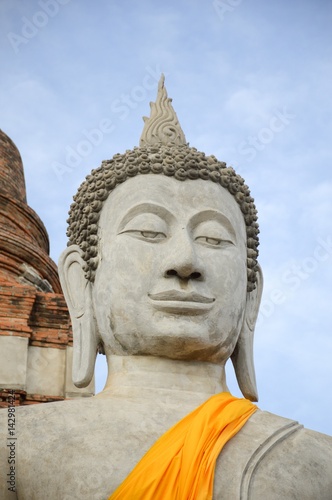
{"left": 248, "top": 412, "right": 332, "bottom": 499}
{"left": 214, "top": 410, "right": 332, "bottom": 499}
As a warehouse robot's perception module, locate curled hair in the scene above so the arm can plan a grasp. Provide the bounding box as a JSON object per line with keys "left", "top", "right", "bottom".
{"left": 67, "top": 144, "right": 259, "bottom": 292}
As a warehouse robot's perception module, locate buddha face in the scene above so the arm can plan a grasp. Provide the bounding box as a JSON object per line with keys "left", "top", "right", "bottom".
{"left": 92, "top": 174, "right": 248, "bottom": 363}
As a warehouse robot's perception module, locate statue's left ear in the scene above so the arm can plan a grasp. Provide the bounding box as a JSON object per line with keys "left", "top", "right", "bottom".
{"left": 231, "top": 264, "right": 263, "bottom": 402}
{"left": 58, "top": 245, "right": 99, "bottom": 388}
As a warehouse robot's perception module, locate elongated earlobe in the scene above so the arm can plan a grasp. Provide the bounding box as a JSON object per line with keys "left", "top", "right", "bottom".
{"left": 58, "top": 245, "right": 99, "bottom": 388}
{"left": 231, "top": 265, "right": 263, "bottom": 402}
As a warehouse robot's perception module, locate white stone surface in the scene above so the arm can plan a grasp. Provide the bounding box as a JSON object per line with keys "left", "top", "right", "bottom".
{"left": 0, "top": 336, "right": 28, "bottom": 390}
{"left": 26, "top": 345, "right": 66, "bottom": 397}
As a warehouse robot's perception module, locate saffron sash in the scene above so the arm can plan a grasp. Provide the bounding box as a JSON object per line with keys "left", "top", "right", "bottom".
{"left": 109, "top": 392, "right": 257, "bottom": 500}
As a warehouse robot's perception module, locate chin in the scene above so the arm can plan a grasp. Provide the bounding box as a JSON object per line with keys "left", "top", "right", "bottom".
{"left": 115, "top": 323, "right": 236, "bottom": 363}
{"left": 143, "top": 339, "right": 231, "bottom": 364}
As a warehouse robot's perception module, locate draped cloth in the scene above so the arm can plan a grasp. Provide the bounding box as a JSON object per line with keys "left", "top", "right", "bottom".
{"left": 108, "top": 392, "right": 257, "bottom": 500}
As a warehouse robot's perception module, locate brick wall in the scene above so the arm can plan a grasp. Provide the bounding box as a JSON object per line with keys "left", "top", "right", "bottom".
{"left": 0, "top": 129, "right": 94, "bottom": 406}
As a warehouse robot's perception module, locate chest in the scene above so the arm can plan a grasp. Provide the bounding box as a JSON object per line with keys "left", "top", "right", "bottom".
{"left": 16, "top": 399, "right": 191, "bottom": 499}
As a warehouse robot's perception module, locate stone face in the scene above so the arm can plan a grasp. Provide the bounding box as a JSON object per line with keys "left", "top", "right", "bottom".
{"left": 93, "top": 175, "right": 247, "bottom": 362}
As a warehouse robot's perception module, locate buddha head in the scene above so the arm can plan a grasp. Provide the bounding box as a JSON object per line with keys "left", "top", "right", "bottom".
{"left": 59, "top": 75, "right": 263, "bottom": 401}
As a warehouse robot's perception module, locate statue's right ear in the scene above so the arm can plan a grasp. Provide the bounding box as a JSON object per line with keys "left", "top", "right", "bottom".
{"left": 58, "top": 245, "right": 99, "bottom": 388}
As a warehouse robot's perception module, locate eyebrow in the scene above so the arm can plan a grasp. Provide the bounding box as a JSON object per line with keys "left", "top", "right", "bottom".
{"left": 117, "top": 203, "right": 175, "bottom": 232}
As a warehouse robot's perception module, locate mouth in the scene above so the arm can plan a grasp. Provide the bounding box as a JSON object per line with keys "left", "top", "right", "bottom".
{"left": 148, "top": 290, "right": 215, "bottom": 314}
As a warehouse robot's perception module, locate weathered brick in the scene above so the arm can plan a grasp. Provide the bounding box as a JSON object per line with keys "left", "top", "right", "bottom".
{"left": 0, "top": 129, "right": 75, "bottom": 406}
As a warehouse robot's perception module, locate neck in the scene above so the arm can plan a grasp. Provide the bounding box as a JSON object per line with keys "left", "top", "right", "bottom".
{"left": 96, "top": 355, "right": 228, "bottom": 404}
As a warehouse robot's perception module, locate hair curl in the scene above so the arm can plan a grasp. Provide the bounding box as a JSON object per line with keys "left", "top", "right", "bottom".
{"left": 67, "top": 144, "right": 259, "bottom": 292}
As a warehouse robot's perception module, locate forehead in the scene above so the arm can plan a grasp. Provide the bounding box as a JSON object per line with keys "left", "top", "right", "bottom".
{"left": 99, "top": 174, "right": 246, "bottom": 238}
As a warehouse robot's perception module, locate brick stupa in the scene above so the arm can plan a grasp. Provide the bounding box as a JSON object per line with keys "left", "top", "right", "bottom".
{"left": 0, "top": 130, "right": 94, "bottom": 406}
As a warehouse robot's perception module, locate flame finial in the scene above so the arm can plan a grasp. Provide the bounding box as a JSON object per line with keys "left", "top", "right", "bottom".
{"left": 139, "top": 74, "right": 187, "bottom": 146}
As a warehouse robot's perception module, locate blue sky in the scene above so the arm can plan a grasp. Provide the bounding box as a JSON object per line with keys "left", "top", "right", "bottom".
{"left": 1, "top": 0, "right": 332, "bottom": 434}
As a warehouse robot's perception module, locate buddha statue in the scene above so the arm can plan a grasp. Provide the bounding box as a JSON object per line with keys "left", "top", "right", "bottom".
{"left": 1, "top": 76, "right": 331, "bottom": 499}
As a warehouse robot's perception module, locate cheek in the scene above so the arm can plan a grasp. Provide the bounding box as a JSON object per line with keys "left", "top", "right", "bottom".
{"left": 99, "top": 241, "right": 158, "bottom": 293}
{"left": 208, "top": 250, "right": 247, "bottom": 292}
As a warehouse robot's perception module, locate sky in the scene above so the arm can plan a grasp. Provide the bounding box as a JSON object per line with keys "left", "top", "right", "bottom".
{"left": 1, "top": 0, "right": 332, "bottom": 435}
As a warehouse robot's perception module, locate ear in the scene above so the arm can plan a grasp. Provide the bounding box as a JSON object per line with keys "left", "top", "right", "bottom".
{"left": 231, "top": 264, "right": 263, "bottom": 402}
{"left": 58, "top": 245, "right": 99, "bottom": 388}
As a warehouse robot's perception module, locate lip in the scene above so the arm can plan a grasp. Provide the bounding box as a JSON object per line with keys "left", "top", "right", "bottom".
{"left": 148, "top": 290, "right": 215, "bottom": 314}
{"left": 149, "top": 290, "right": 215, "bottom": 303}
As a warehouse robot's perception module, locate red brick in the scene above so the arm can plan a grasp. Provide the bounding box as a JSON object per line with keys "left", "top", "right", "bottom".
{"left": 0, "top": 129, "right": 73, "bottom": 406}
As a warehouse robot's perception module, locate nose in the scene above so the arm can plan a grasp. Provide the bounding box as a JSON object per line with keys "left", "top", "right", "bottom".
{"left": 165, "top": 269, "right": 202, "bottom": 280}
{"left": 163, "top": 230, "right": 203, "bottom": 281}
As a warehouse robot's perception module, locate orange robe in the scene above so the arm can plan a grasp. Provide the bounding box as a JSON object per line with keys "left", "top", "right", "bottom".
{"left": 109, "top": 392, "right": 257, "bottom": 500}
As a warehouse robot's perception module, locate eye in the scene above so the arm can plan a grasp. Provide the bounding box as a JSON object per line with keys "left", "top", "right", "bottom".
{"left": 119, "top": 229, "right": 166, "bottom": 242}
{"left": 195, "top": 236, "right": 221, "bottom": 246}
{"left": 192, "top": 220, "right": 235, "bottom": 248}
{"left": 195, "top": 236, "right": 233, "bottom": 247}
{"left": 140, "top": 231, "right": 166, "bottom": 240}
{"left": 118, "top": 213, "right": 168, "bottom": 242}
